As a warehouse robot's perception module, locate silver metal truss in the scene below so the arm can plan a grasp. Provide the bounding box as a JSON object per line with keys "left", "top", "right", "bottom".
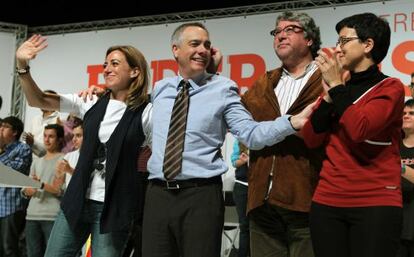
{"left": 0, "top": 22, "right": 28, "bottom": 119}
{"left": 29, "top": 0, "right": 389, "bottom": 35}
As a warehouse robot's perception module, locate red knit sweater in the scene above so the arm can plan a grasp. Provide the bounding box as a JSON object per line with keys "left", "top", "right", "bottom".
{"left": 302, "top": 77, "right": 405, "bottom": 207}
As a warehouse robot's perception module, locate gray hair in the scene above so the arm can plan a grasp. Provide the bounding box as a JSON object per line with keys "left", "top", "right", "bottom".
{"left": 276, "top": 11, "right": 321, "bottom": 58}
{"left": 171, "top": 22, "right": 209, "bottom": 46}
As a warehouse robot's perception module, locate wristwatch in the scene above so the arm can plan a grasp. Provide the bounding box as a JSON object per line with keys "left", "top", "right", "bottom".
{"left": 16, "top": 66, "right": 30, "bottom": 75}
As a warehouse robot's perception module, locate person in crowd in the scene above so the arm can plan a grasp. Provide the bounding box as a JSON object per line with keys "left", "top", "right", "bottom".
{"left": 142, "top": 21, "right": 315, "bottom": 257}
{"left": 21, "top": 124, "right": 65, "bottom": 257}
{"left": 302, "top": 12, "right": 404, "bottom": 257}
{"left": 23, "top": 90, "right": 61, "bottom": 158}
{"left": 399, "top": 99, "right": 414, "bottom": 257}
{"left": 241, "top": 11, "right": 323, "bottom": 257}
{"left": 61, "top": 113, "right": 82, "bottom": 154}
{"left": 55, "top": 121, "right": 83, "bottom": 188}
{"left": 409, "top": 72, "right": 414, "bottom": 98}
{"left": 0, "top": 116, "right": 32, "bottom": 257}
{"left": 230, "top": 139, "right": 249, "bottom": 257}
{"left": 15, "top": 35, "right": 152, "bottom": 257}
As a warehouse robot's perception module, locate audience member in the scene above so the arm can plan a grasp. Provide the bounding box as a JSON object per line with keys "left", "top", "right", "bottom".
{"left": 23, "top": 90, "right": 61, "bottom": 158}
{"left": 0, "top": 116, "right": 32, "bottom": 257}
{"left": 302, "top": 12, "right": 404, "bottom": 257}
{"left": 230, "top": 139, "right": 249, "bottom": 257}
{"left": 409, "top": 72, "right": 414, "bottom": 98}
{"left": 399, "top": 99, "right": 414, "bottom": 257}
{"left": 61, "top": 113, "right": 82, "bottom": 154}
{"left": 55, "top": 121, "right": 83, "bottom": 188}
{"left": 21, "top": 124, "right": 65, "bottom": 257}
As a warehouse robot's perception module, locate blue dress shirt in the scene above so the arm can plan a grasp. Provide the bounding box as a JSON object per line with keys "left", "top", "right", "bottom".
{"left": 148, "top": 73, "right": 295, "bottom": 180}
{"left": 0, "top": 141, "right": 32, "bottom": 217}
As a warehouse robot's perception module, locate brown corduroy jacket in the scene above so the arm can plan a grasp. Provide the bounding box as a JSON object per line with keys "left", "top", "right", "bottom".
{"left": 241, "top": 67, "right": 324, "bottom": 213}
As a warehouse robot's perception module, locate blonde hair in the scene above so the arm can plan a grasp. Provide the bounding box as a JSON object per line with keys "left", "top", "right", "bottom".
{"left": 106, "top": 45, "right": 150, "bottom": 110}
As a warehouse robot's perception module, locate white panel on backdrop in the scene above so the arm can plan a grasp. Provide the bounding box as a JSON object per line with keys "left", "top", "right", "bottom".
{"left": 22, "top": 0, "right": 414, "bottom": 186}
{"left": 0, "top": 32, "right": 16, "bottom": 118}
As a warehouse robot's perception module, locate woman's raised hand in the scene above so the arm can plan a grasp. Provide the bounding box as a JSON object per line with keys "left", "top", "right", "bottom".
{"left": 16, "top": 34, "right": 48, "bottom": 66}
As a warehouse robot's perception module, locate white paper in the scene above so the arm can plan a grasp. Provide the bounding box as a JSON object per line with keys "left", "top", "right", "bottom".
{"left": 0, "top": 163, "right": 41, "bottom": 188}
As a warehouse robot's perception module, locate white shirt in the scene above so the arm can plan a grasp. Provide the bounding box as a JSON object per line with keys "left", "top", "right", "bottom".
{"left": 60, "top": 94, "right": 152, "bottom": 202}
{"left": 275, "top": 61, "right": 318, "bottom": 115}
{"left": 63, "top": 149, "right": 80, "bottom": 188}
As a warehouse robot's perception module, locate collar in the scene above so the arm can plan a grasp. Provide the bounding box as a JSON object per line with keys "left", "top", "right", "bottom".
{"left": 3, "top": 140, "right": 19, "bottom": 153}
{"left": 348, "top": 64, "right": 380, "bottom": 85}
{"left": 176, "top": 72, "right": 214, "bottom": 91}
{"left": 282, "top": 61, "right": 316, "bottom": 79}
{"left": 43, "top": 111, "right": 60, "bottom": 121}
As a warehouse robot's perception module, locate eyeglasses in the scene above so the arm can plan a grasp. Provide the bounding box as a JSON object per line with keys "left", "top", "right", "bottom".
{"left": 270, "top": 25, "right": 304, "bottom": 37}
{"left": 336, "top": 37, "right": 360, "bottom": 47}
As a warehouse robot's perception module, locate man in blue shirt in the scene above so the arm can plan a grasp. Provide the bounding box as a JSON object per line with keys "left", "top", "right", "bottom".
{"left": 0, "top": 116, "right": 32, "bottom": 257}
{"left": 142, "top": 22, "right": 315, "bottom": 257}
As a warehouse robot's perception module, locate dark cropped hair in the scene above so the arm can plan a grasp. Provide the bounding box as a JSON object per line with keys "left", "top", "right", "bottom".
{"left": 405, "top": 99, "right": 414, "bottom": 108}
{"left": 45, "top": 124, "right": 65, "bottom": 150}
{"left": 73, "top": 120, "right": 83, "bottom": 130}
{"left": 276, "top": 11, "right": 321, "bottom": 58}
{"left": 335, "top": 13, "right": 390, "bottom": 64}
{"left": 2, "top": 116, "right": 24, "bottom": 140}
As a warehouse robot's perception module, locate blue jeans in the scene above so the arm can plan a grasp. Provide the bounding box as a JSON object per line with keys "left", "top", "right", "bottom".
{"left": 25, "top": 220, "right": 54, "bottom": 257}
{"left": 233, "top": 183, "right": 249, "bottom": 257}
{"left": 44, "top": 200, "right": 129, "bottom": 257}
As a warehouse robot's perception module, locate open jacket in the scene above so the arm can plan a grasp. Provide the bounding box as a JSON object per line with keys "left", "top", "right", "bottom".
{"left": 61, "top": 93, "right": 147, "bottom": 233}
{"left": 241, "top": 67, "right": 324, "bottom": 213}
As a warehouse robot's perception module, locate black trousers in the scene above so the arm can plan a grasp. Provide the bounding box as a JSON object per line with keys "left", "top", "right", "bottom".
{"left": 0, "top": 210, "right": 26, "bottom": 257}
{"left": 142, "top": 182, "right": 224, "bottom": 257}
{"left": 398, "top": 240, "right": 414, "bottom": 257}
{"left": 232, "top": 183, "right": 249, "bottom": 257}
{"left": 310, "top": 202, "right": 402, "bottom": 257}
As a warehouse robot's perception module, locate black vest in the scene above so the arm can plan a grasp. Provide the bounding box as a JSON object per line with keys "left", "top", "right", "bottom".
{"left": 61, "top": 93, "right": 147, "bottom": 233}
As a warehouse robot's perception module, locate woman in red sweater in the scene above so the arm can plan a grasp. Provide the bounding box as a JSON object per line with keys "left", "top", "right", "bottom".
{"left": 302, "top": 13, "right": 405, "bottom": 257}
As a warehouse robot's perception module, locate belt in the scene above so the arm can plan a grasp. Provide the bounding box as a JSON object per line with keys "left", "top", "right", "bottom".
{"left": 150, "top": 176, "right": 222, "bottom": 190}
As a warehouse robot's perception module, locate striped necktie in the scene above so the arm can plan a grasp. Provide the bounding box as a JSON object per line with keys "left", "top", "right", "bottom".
{"left": 163, "top": 80, "right": 190, "bottom": 180}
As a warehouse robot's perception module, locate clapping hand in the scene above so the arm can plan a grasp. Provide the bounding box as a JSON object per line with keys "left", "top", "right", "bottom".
{"left": 315, "top": 49, "right": 344, "bottom": 102}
